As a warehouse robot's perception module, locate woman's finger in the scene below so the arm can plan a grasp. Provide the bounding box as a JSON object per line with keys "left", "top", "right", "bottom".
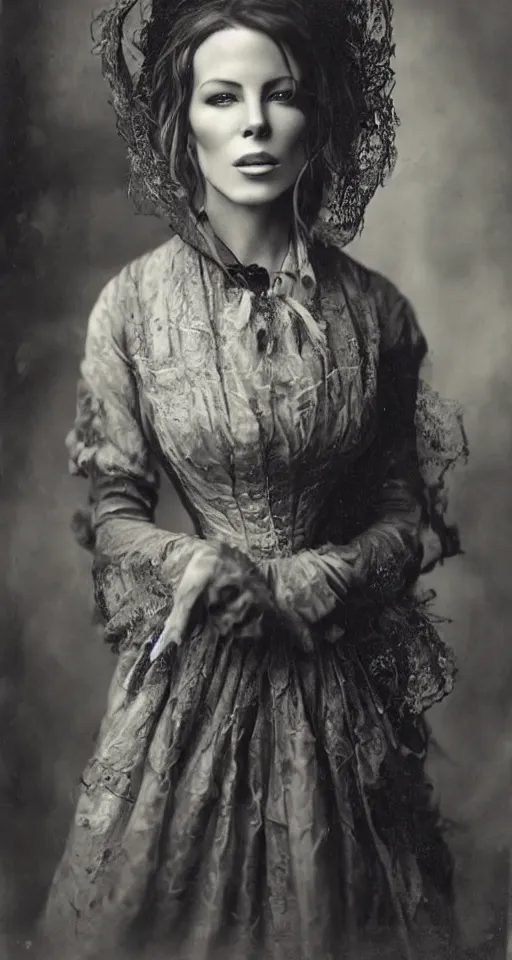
{"left": 150, "top": 582, "right": 205, "bottom": 661}
{"left": 150, "top": 550, "right": 218, "bottom": 661}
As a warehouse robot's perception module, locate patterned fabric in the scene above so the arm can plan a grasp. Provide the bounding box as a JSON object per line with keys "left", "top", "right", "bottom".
{"left": 40, "top": 229, "right": 466, "bottom": 960}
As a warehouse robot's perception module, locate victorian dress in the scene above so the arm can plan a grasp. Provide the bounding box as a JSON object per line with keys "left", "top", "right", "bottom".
{"left": 40, "top": 219, "right": 466, "bottom": 960}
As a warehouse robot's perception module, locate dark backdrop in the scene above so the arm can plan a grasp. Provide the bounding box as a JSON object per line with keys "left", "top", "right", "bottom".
{"left": 1, "top": 0, "right": 511, "bottom": 953}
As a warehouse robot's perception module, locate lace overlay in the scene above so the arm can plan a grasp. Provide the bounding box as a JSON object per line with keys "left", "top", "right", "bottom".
{"left": 416, "top": 380, "right": 468, "bottom": 557}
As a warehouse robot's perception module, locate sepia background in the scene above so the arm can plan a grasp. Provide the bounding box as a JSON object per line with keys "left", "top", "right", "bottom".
{"left": 0, "top": 0, "right": 511, "bottom": 954}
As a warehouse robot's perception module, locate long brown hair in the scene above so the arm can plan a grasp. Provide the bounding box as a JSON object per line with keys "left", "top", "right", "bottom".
{"left": 147, "top": 0, "right": 357, "bottom": 234}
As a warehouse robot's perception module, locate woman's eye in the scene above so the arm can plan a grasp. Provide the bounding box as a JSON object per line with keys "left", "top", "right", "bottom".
{"left": 204, "top": 89, "right": 296, "bottom": 107}
{"left": 269, "top": 89, "right": 295, "bottom": 103}
{"left": 206, "top": 93, "right": 237, "bottom": 106}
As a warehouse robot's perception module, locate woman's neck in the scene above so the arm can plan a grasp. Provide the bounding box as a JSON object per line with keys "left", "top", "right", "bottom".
{"left": 203, "top": 188, "right": 293, "bottom": 274}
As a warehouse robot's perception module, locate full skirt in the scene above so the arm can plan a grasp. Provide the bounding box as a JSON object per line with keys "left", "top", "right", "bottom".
{"left": 40, "top": 610, "right": 457, "bottom": 960}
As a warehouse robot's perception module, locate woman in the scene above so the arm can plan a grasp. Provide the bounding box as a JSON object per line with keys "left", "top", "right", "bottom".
{"left": 40, "top": 0, "right": 467, "bottom": 958}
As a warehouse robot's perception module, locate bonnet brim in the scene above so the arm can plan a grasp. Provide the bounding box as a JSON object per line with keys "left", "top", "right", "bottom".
{"left": 95, "top": 0, "right": 399, "bottom": 247}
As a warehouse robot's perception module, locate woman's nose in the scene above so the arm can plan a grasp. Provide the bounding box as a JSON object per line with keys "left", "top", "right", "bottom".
{"left": 241, "top": 101, "right": 270, "bottom": 139}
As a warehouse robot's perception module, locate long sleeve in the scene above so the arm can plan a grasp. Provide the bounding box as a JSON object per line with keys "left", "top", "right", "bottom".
{"left": 266, "top": 280, "right": 429, "bottom": 625}
{"left": 67, "top": 271, "right": 203, "bottom": 621}
{"left": 321, "top": 288, "right": 427, "bottom": 607}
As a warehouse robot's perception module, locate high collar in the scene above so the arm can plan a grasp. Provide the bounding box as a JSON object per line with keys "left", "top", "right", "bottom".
{"left": 193, "top": 210, "right": 317, "bottom": 304}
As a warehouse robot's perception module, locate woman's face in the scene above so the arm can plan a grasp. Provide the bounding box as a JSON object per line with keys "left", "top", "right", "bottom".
{"left": 188, "top": 27, "right": 308, "bottom": 209}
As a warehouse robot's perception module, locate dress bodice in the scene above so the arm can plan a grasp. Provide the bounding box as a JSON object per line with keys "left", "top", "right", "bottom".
{"left": 119, "top": 236, "right": 383, "bottom": 560}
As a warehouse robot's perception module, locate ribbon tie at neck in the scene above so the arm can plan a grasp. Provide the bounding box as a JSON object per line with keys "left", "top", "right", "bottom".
{"left": 225, "top": 262, "right": 271, "bottom": 296}
{"left": 226, "top": 262, "right": 326, "bottom": 351}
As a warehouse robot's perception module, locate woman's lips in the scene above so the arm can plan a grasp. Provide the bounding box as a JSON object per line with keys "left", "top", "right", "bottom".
{"left": 236, "top": 163, "right": 280, "bottom": 176}
{"left": 234, "top": 152, "right": 279, "bottom": 167}
{"left": 233, "top": 153, "right": 280, "bottom": 178}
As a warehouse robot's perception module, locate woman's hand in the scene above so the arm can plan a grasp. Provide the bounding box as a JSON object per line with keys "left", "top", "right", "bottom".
{"left": 150, "top": 541, "right": 286, "bottom": 661}
{"left": 264, "top": 549, "right": 352, "bottom": 625}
